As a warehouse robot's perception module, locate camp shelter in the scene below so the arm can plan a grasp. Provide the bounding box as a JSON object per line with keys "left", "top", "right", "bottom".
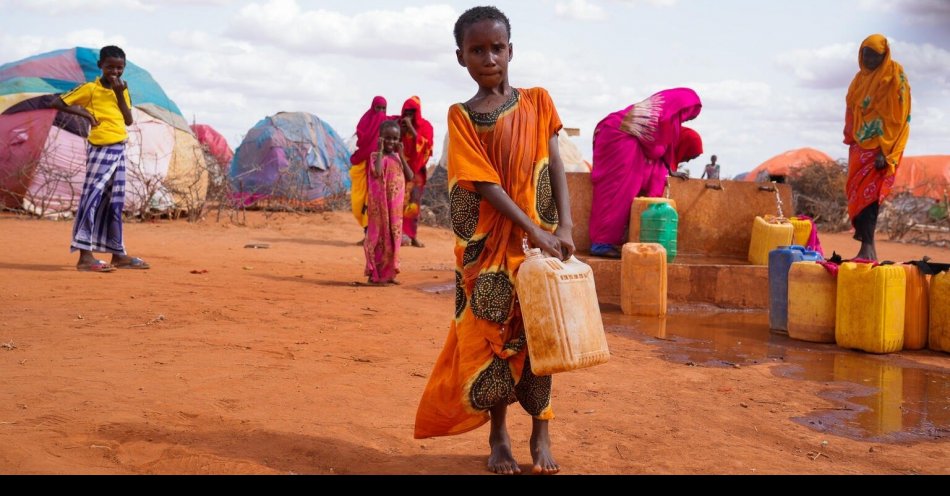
{"left": 1, "top": 105, "right": 209, "bottom": 216}
{"left": 892, "top": 155, "right": 950, "bottom": 201}
{"left": 0, "top": 47, "right": 208, "bottom": 217}
{"left": 191, "top": 123, "right": 233, "bottom": 171}
{"left": 0, "top": 47, "right": 189, "bottom": 132}
{"left": 744, "top": 147, "right": 834, "bottom": 183}
{"left": 230, "top": 111, "right": 351, "bottom": 206}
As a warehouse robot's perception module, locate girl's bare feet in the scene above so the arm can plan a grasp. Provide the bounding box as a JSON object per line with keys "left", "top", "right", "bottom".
{"left": 530, "top": 418, "right": 559, "bottom": 475}
{"left": 487, "top": 404, "right": 521, "bottom": 474}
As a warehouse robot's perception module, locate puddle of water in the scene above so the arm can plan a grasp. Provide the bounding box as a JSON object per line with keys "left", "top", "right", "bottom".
{"left": 415, "top": 281, "right": 455, "bottom": 294}
{"left": 605, "top": 311, "right": 950, "bottom": 443}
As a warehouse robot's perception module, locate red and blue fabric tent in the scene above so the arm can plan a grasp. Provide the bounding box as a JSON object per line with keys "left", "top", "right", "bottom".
{"left": 230, "top": 111, "right": 351, "bottom": 206}
{"left": 0, "top": 47, "right": 207, "bottom": 216}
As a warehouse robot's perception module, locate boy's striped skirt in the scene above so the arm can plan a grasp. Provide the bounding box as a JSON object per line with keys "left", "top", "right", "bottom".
{"left": 70, "top": 143, "right": 127, "bottom": 254}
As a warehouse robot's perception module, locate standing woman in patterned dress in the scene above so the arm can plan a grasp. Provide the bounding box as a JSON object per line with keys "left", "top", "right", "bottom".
{"left": 843, "top": 33, "right": 911, "bottom": 261}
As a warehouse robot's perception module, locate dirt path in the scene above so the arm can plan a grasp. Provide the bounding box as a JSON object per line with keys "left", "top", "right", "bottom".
{"left": 0, "top": 211, "right": 947, "bottom": 474}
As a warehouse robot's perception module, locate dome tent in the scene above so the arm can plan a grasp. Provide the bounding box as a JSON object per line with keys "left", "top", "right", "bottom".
{"left": 892, "top": 155, "right": 950, "bottom": 201}
{"left": 0, "top": 47, "right": 208, "bottom": 217}
{"left": 744, "top": 147, "right": 834, "bottom": 183}
{"left": 230, "top": 111, "right": 351, "bottom": 207}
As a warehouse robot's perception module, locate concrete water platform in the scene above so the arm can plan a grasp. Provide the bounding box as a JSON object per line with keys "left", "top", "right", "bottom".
{"left": 581, "top": 254, "right": 769, "bottom": 309}
{"left": 566, "top": 173, "right": 794, "bottom": 310}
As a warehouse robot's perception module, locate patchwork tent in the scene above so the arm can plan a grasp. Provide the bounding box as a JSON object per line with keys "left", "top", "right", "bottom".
{"left": 230, "top": 111, "right": 351, "bottom": 206}
{"left": 0, "top": 47, "right": 207, "bottom": 216}
{"left": 191, "top": 123, "right": 233, "bottom": 171}
{"left": 744, "top": 147, "right": 835, "bottom": 182}
{"left": 892, "top": 155, "right": 950, "bottom": 201}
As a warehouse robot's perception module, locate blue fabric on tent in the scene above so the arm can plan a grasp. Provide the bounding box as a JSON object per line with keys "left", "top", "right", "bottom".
{"left": 0, "top": 77, "right": 74, "bottom": 96}
{"left": 230, "top": 112, "right": 352, "bottom": 202}
{"left": 73, "top": 47, "right": 184, "bottom": 117}
{"left": 0, "top": 47, "right": 185, "bottom": 123}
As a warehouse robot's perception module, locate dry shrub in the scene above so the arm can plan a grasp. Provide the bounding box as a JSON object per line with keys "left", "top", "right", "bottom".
{"left": 420, "top": 164, "right": 451, "bottom": 229}
{"left": 787, "top": 160, "right": 850, "bottom": 232}
{"left": 878, "top": 192, "right": 950, "bottom": 246}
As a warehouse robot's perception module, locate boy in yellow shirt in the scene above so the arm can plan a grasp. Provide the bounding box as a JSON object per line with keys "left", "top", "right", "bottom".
{"left": 52, "top": 45, "right": 149, "bottom": 272}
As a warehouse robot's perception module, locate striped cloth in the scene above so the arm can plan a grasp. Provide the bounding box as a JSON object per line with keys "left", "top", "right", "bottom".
{"left": 70, "top": 143, "right": 127, "bottom": 254}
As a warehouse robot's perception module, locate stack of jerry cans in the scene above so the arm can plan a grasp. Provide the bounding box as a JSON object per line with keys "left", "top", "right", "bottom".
{"left": 768, "top": 245, "right": 823, "bottom": 333}
{"left": 788, "top": 216, "right": 812, "bottom": 247}
{"left": 748, "top": 215, "right": 794, "bottom": 266}
{"left": 787, "top": 261, "right": 837, "bottom": 343}
{"left": 930, "top": 271, "right": 950, "bottom": 353}
{"left": 835, "top": 262, "right": 906, "bottom": 354}
{"left": 901, "top": 263, "right": 929, "bottom": 350}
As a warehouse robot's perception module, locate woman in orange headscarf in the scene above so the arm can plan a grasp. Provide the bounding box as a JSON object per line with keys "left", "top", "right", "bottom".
{"left": 398, "top": 96, "right": 434, "bottom": 247}
{"left": 844, "top": 34, "right": 911, "bottom": 261}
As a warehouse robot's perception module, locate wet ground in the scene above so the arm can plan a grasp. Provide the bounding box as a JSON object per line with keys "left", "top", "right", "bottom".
{"left": 604, "top": 310, "right": 950, "bottom": 444}
{"left": 413, "top": 277, "right": 950, "bottom": 445}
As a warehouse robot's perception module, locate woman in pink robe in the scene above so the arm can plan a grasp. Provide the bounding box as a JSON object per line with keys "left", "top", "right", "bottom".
{"left": 588, "top": 88, "right": 702, "bottom": 258}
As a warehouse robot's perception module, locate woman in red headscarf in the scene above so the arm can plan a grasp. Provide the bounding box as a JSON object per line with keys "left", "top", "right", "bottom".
{"left": 349, "top": 96, "right": 391, "bottom": 234}
{"left": 398, "top": 96, "right": 434, "bottom": 247}
{"left": 588, "top": 88, "right": 703, "bottom": 258}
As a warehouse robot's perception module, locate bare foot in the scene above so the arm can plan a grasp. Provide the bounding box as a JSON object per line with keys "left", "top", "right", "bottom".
{"left": 411, "top": 238, "right": 425, "bottom": 248}
{"left": 530, "top": 419, "right": 559, "bottom": 475}
{"left": 355, "top": 238, "right": 365, "bottom": 246}
{"left": 488, "top": 432, "right": 521, "bottom": 475}
{"left": 855, "top": 243, "right": 877, "bottom": 261}
{"left": 487, "top": 404, "right": 521, "bottom": 475}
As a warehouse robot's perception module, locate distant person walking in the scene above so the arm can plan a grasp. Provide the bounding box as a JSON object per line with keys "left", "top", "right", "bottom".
{"left": 398, "top": 96, "right": 434, "bottom": 248}
{"left": 844, "top": 33, "right": 911, "bottom": 261}
{"left": 702, "top": 154, "right": 721, "bottom": 180}
{"left": 51, "top": 45, "right": 149, "bottom": 272}
{"left": 363, "top": 120, "right": 414, "bottom": 285}
{"left": 349, "top": 96, "right": 391, "bottom": 238}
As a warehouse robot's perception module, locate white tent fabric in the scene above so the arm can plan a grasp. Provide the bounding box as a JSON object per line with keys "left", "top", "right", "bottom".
{"left": 12, "top": 106, "right": 207, "bottom": 217}
{"left": 23, "top": 124, "right": 86, "bottom": 217}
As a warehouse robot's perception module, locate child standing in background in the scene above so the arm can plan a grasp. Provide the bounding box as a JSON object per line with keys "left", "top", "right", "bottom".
{"left": 363, "top": 120, "right": 414, "bottom": 285}
{"left": 51, "top": 45, "right": 149, "bottom": 272}
{"left": 413, "top": 6, "right": 574, "bottom": 475}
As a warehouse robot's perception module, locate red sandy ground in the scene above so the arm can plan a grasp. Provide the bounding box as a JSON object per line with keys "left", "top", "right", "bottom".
{"left": 0, "top": 210, "right": 948, "bottom": 475}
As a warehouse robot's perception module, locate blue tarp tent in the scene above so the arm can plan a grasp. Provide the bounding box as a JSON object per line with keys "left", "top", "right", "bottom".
{"left": 230, "top": 112, "right": 351, "bottom": 205}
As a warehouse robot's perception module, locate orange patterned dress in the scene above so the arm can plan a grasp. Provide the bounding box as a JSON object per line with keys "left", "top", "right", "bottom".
{"left": 414, "top": 87, "right": 563, "bottom": 439}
